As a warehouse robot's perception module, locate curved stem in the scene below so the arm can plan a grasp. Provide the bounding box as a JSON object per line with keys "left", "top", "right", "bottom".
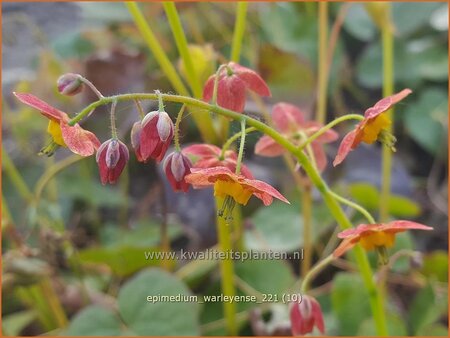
{"left": 79, "top": 76, "right": 104, "bottom": 99}
{"left": 174, "top": 104, "right": 186, "bottom": 152}
{"left": 220, "top": 127, "right": 256, "bottom": 160}
{"left": 230, "top": 2, "right": 248, "bottom": 62}
{"left": 301, "top": 254, "right": 334, "bottom": 293}
{"left": 71, "top": 92, "right": 387, "bottom": 335}
{"left": 134, "top": 99, "right": 146, "bottom": 119}
{"left": 163, "top": 2, "right": 202, "bottom": 97}
{"left": 329, "top": 190, "right": 376, "bottom": 224}
{"left": 300, "top": 114, "right": 364, "bottom": 150}
{"left": 235, "top": 119, "right": 246, "bottom": 175}
{"left": 212, "top": 65, "right": 226, "bottom": 105}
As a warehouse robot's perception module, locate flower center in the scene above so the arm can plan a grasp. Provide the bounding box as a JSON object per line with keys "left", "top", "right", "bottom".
{"left": 214, "top": 180, "right": 253, "bottom": 205}
{"left": 361, "top": 113, "right": 391, "bottom": 144}
{"left": 359, "top": 231, "right": 395, "bottom": 251}
{"left": 47, "top": 120, "right": 66, "bottom": 147}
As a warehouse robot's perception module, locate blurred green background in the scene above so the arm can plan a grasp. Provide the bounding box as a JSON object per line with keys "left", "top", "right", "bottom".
{"left": 2, "top": 2, "right": 448, "bottom": 336}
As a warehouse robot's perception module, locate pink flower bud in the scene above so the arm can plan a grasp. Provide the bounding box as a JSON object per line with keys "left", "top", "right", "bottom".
{"left": 130, "top": 121, "right": 144, "bottom": 162}
{"left": 290, "top": 295, "right": 324, "bottom": 335}
{"left": 57, "top": 73, "right": 83, "bottom": 96}
{"left": 164, "top": 151, "right": 192, "bottom": 192}
{"left": 96, "top": 139, "right": 129, "bottom": 185}
{"left": 139, "top": 111, "right": 174, "bottom": 163}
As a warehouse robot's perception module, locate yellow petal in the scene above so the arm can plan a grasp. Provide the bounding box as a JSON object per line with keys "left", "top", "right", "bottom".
{"left": 361, "top": 114, "right": 391, "bottom": 144}
{"left": 214, "top": 180, "right": 252, "bottom": 205}
{"left": 47, "top": 120, "right": 66, "bottom": 146}
{"left": 360, "top": 231, "right": 396, "bottom": 251}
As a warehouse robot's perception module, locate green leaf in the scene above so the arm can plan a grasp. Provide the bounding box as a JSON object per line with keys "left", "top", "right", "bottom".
{"left": 2, "top": 310, "right": 37, "bottom": 336}
{"left": 78, "top": 246, "right": 162, "bottom": 277}
{"left": 331, "top": 272, "right": 371, "bottom": 335}
{"left": 245, "top": 199, "right": 332, "bottom": 252}
{"left": 348, "top": 182, "right": 421, "bottom": 217}
{"left": 65, "top": 306, "right": 122, "bottom": 336}
{"left": 343, "top": 4, "right": 377, "bottom": 41}
{"left": 416, "top": 324, "right": 449, "bottom": 336}
{"left": 408, "top": 283, "right": 448, "bottom": 334}
{"left": 235, "top": 259, "right": 295, "bottom": 296}
{"left": 392, "top": 2, "right": 442, "bottom": 37}
{"left": 404, "top": 88, "right": 448, "bottom": 155}
{"left": 357, "top": 312, "right": 407, "bottom": 335}
{"left": 421, "top": 251, "right": 448, "bottom": 283}
{"left": 118, "top": 268, "right": 200, "bottom": 335}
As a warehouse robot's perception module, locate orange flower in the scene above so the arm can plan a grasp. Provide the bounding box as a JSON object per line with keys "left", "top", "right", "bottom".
{"left": 185, "top": 166, "right": 289, "bottom": 219}
{"left": 333, "top": 89, "right": 412, "bottom": 166}
{"left": 333, "top": 221, "right": 433, "bottom": 263}
{"left": 14, "top": 92, "right": 100, "bottom": 156}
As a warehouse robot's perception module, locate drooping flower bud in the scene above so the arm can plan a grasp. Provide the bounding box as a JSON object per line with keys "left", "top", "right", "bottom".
{"left": 139, "top": 111, "right": 174, "bottom": 163}
{"left": 130, "top": 121, "right": 144, "bottom": 162}
{"left": 289, "top": 295, "right": 324, "bottom": 335}
{"left": 96, "top": 138, "right": 129, "bottom": 185}
{"left": 57, "top": 73, "right": 83, "bottom": 96}
{"left": 164, "top": 151, "right": 192, "bottom": 192}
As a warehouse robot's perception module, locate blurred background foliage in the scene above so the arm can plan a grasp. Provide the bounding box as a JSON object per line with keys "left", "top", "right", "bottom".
{"left": 1, "top": 2, "right": 448, "bottom": 336}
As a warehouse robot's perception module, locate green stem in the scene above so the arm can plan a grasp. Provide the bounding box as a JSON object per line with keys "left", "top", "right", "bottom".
{"left": 125, "top": 1, "right": 217, "bottom": 143}
{"left": 301, "top": 254, "right": 334, "bottom": 293}
{"left": 134, "top": 99, "right": 146, "bottom": 119}
{"left": 163, "top": 2, "right": 202, "bottom": 97}
{"left": 380, "top": 4, "right": 394, "bottom": 222}
{"left": 215, "top": 197, "right": 237, "bottom": 335}
{"left": 71, "top": 92, "right": 387, "bottom": 335}
{"left": 2, "top": 148, "right": 34, "bottom": 203}
{"left": 212, "top": 65, "right": 226, "bottom": 105}
{"left": 110, "top": 100, "right": 118, "bottom": 139}
{"left": 220, "top": 127, "right": 256, "bottom": 160}
{"left": 174, "top": 104, "right": 186, "bottom": 152}
{"left": 235, "top": 119, "right": 246, "bottom": 175}
{"left": 230, "top": 2, "right": 248, "bottom": 62}
{"left": 301, "top": 183, "right": 313, "bottom": 278}
{"left": 300, "top": 114, "right": 364, "bottom": 150}
{"left": 316, "top": 1, "right": 329, "bottom": 124}
{"left": 329, "top": 190, "right": 376, "bottom": 224}
{"left": 156, "top": 90, "right": 164, "bottom": 112}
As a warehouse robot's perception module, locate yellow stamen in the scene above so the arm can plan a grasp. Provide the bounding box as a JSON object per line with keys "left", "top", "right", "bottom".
{"left": 214, "top": 180, "right": 252, "bottom": 205}
{"left": 47, "top": 120, "right": 66, "bottom": 146}
{"left": 360, "top": 231, "right": 395, "bottom": 251}
{"left": 361, "top": 113, "right": 391, "bottom": 144}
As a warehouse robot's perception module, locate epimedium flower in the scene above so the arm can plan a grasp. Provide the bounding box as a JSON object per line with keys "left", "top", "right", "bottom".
{"left": 255, "top": 103, "right": 338, "bottom": 171}
{"left": 203, "top": 62, "right": 271, "bottom": 113}
{"left": 131, "top": 110, "right": 174, "bottom": 163}
{"left": 182, "top": 143, "right": 254, "bottom": 179}
{"left": 164, "top": 151, "right": 192, "bottom": 192}
{"left": 290, "top": 295, "right": 325, "bottom": 336}
{"left": 185, "top": 166, "right": 289, "bottom": 220}
{"left": 13, "top": 92, "right": 100, "bottom": 156}
{"left": 333, "top": 89, "right": 412, "bottom": 166}
{"left": 96, "top": 138, "right": 129, "bottom": 185}
{"left": 333, "top": 221, "right": 433, "bottom": 264}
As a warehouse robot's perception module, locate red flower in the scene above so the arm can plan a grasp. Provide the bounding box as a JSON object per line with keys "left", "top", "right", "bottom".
{"left": 290, "top": 295, "right": 325, "bottom": 335}
{"left": 96, "top": 138, "right": 129, "bottom": 185}
{"left": 203, "top": 62, "right": 271, "bottom": 112}
{"left": 13, "top": 92, "right": 100, "bottom": 156}
{"left": 182, "top": 143, "right": 254, "bottom": 179}
{"left": 164, "top": 151, "right": 192, "bottom": 192}
{"left": 255, "top": 103, "right": 338, "bottom": 171}
{"left": 133, "top": 110, "right": 174, "bottom": 163}
{"left": 333, "top": 220, "right": 433, "bottom": 258}
{"left": 185, "top": 166, "right": 289, "bottom": 206}
{"left": 333, "top": 89, "right": 412, "bottom": 166}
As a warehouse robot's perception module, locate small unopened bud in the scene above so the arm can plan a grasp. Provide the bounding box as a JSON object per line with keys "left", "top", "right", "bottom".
{"left": 164, "top": 151, "right": 192, "bottom": 192}
{"left": 57, "top": 73, "right": 83, "bottom": 96}
{"left": 96, "top": 138, "right": 129, "bottom": 185}
{"left": 290, "top": 295, "right": 324, "bottom": 335}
